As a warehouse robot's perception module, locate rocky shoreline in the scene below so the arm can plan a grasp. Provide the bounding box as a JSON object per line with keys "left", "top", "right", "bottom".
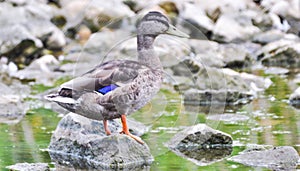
{"left": 1, "top": 0, "right": 300, "bottom": 170}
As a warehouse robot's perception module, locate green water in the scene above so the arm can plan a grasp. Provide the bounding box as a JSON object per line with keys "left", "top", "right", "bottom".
{"left": 0, "top": 74, "right": 299, "bottom": 170}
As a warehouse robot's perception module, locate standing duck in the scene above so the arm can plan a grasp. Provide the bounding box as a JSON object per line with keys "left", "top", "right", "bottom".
{"left": 46, "top": 11, "right": 189, "bottom": 144}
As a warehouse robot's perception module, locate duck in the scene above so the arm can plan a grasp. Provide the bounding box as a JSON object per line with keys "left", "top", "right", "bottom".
{"left": 46, "top": 11, "right": 189, "bottom": 144}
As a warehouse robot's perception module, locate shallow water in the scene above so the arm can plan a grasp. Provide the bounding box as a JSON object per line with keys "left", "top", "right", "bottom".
{"left": 0, "top": 72, "right": 299, "bottom": 170}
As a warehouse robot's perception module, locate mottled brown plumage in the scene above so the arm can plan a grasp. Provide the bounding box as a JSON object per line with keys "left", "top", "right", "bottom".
{"left": 46, "top": 11, "right": 189, "bottom": 143}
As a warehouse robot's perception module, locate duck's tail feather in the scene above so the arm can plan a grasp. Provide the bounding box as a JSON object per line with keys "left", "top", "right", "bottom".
{"left": 44, "top": 94, "right": 76, "bottom": 104}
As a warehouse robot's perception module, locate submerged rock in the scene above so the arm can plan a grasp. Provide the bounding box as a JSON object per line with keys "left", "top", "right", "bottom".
{"left": 49, "top": 113, "right": 153, "bottom": 170}
{"left": 6, "top": 163, "right": 49, "bottom": 171}
{"left": 166, "top": 124, "right": 232, "bottom": 166}
{"left": 228, "top": 146, "right": 300, "bottom": 170}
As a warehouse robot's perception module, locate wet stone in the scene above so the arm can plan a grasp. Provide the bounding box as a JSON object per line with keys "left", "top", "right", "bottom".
{"left": 166, "top": 124, "right": 233, "bottom": 166}
{"left": 228, "top": 146, "right": 300, "bottom": 170}
{"left": 6, "top": 163, "right": 49, "bottom": 171}
{"left": 183, "top": 89, "right": 253, "bottom": 106}
{"left": 48, "top": 113, "right": 153, "bottom": 170}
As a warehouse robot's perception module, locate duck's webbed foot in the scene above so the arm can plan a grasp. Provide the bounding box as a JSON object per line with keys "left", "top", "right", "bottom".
{"left": 120, "top": 114, "right": 144, "bottom": 144}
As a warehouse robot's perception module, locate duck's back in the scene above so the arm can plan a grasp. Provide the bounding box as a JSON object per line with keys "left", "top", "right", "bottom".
{"left": 57, "top": 59, "right": 163, "bottom": 120}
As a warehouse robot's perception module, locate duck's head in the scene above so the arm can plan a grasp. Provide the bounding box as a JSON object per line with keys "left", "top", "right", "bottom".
{"left": 138, "top": 11, "right": 189, "bottom": 38}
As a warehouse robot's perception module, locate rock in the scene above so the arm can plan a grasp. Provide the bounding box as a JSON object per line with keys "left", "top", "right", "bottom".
{"left": 0, "top": 2, "right": 66, "bottom": 64}
{"left": 264, "top": 67, "right": 289, "bottom": 75}
{"left": 212, "top": 12, "right": 260, "bottom": 42}
{"left": 166, "top": 124, "right": 232, "bottom": 166}
{"left": 188, "top": 40, "right": 225, "bottom": 68}
{"left": 0, "top": 81, "right": 30, "bottom": 124}
{"left": 83, "top": 30, "right": 132, "bottom": 55}
{"left": 6, "top": 162, "right": 49, "bottom": 171}
{"left": 48, "top": 113, "right": 153, "bottom": 169}
{"left": 207, "top": 113, "right": 250, "bottom": 122}
{"left": 179, "top": 2, "right": 214, "bottom": 38}
{"left": 252, "top": 30, "right": 286, "bottom": 44}
{"left": 228, "top": 146, "right": 300, "bottom": 170}
{"left": 218, "top": 43, "right": 253, "bottom": 68}
{"left": 259, "top": 40, "right": 300, "bottom": 68}
{"left": 289, "top": 87, "right": 300, "bottom": 108}
{"left": 11, "top": 55, "right": 63, "bottom": 86}
{"left": 60, "top": 0, "right": 134, "bottom": 31}
{"left": 188, "top": 40, "right": 257, "bottom": 69}
{"left": 183, "top": 89, "right": 253, "bottom": 106}
{"left": 169, "top": 57, "right": 271, "bottom": 105}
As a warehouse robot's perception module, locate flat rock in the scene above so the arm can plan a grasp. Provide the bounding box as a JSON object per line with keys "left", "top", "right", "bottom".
{"left": 166, "top": 124, "right": 233, "bottom": 166}
{"left": 48, "top": 113, "right": 153, "bottom": 170}
{"left": 228, "top": 146, "right": 300, "bottom": 170}
{"left": 6, "top": 163, "right": 49, "bottom": 171}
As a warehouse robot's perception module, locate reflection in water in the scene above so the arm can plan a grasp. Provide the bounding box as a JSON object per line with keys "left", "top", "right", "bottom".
{"left": 170, "top": 146, "right": 232, "bottom": 166}
{"left": 0, "top": 74, "right": 299, "bottom": 170}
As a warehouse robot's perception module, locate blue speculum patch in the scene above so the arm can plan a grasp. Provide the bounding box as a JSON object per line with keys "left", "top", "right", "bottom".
{"left": 98, "top": 84, "right": 118, "bottom": 94}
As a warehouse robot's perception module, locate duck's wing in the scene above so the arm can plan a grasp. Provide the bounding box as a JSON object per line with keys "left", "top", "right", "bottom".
{"left": 59, "top": 60, "right": 148, "bottom": 94}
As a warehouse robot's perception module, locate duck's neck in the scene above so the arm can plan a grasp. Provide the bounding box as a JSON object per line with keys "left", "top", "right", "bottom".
{"left": 137, "top": 35, "right": 162, "bottom": 70}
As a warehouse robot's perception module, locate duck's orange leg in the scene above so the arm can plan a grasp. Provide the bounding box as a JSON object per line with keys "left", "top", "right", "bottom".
{"left": 120, "top": 114, "right": 144, "bottom": 144}
{"left": 103, "top": 120, "right": 111, "bottom": 135}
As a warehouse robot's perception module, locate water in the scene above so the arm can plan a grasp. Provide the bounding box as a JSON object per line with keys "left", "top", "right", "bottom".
{"left": 0, "top": 73, "right": 299, "bottom": 170}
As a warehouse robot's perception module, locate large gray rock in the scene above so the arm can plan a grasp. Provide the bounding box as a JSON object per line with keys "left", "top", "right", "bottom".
{"left": 258, "top": 40, "right": 300, "bottom": 68}
{"left": 228, "top": 146, "right": 300, "bottom": 170}
{"left": 6, "top": 163, "right": 49, "bottom": 171}
{"left": 169, "top": 57, "right": 271, "bottom": 105}
{"left": 188, "top": 40, "right": 258, "bottom": 68}
{"left": 212, "top": 12, "right": 260, "bottom": 42}
{"left": 48, "top": 113, "right": 153, "bottom": 170}
{"left": 166, "top": 124, "right": 233, "bottom": 166}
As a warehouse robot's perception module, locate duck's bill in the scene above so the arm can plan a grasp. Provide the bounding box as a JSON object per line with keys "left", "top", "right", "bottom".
{"left": 166, "top": 24, "right": 190, "bottom": 38}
